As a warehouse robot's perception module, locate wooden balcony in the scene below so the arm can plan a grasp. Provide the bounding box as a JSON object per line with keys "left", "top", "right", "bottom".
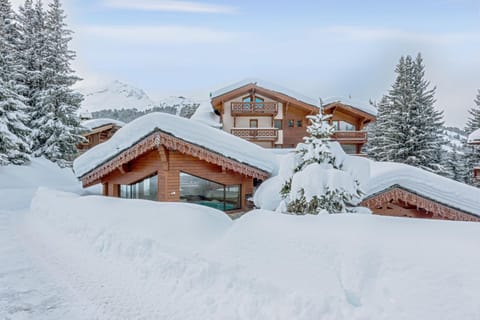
{"left": 231, "top": 102, "right": 278, "bottom": 116}
{"left": 231, "top": 128, "right": 278, "bottom": 141}
{"left": 331, "top": 131, "right": 367, "bottom": 143}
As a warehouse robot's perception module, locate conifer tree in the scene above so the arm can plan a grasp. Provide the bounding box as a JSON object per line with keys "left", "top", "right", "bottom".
{"left": 365, "top": 53, "right": 445, "bottom": 174}
{"left": 278, "top": 112, "right": 362, "bottom": 214}
{"left": 465, "top": 90, "right": 480, "bottom": 134}
{"left": 28, "top": 0, "right": 83, "bottom": 166}
{"left": 0, "top": 0, "right": 30, "bottom": 165}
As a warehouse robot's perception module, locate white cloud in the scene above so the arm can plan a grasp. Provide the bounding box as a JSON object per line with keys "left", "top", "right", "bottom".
{"left": 103, "top": 0, "right": 236, "bottom": 13}
{"left": 82, "top": 25, "right": 241, "bottom": 44}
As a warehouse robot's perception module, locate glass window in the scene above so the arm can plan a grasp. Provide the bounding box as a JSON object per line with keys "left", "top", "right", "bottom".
{"left": 288, "top": 120, "right": 294, "bottom": 128}
{"left": 333, "top": 120, "right": 356, "bottom": 131}
{"left": 341, "top": 144, "right": 357, "bottom": 154}
{"left": 180, "top": 172, "right": 241, "bottom": 211}
{"left": 120, "top": 174, "right": 158, "bottom": 201}
{"left": 296, "top": 120, "right": 302, "bottom": 127}
{"left": 274, "top": 119, "right": 283, "bottom": 129}
{"left": 249, "top": 119, "right": 258, "bottom": 128}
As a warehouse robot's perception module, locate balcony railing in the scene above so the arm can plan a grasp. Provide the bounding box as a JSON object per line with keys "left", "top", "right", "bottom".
{"left": 331, "top": 131, "right": 367, "bottom": 143}
{"left": 231, "top": 102, "right": 278, "bottom": 116}
{"left": 231, "top": 128, "right": 278, "bottom": 141}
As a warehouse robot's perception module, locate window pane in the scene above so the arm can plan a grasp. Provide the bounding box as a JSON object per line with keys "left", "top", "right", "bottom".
{"left": 225, "top": 185, "right": 241, "bottom": 210}
{"left": 296, "top": 120, "right": 302, "bottom": 127}
{"left": 339, "top": 121, "right": 355, "bottom": 131}
{"left": 288, "top": 120, "right": 294, "bottom": 127}
{"left": 274, "top": 120, "right": 282, "bottom": 129}
{"left": 119, "top": 173, "right": 158, "bottom": 201}
{"left": 341, "top": 144, "right": 357, "bottom": 154}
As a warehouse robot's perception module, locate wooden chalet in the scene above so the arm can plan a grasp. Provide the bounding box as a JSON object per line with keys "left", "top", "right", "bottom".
{"left": 73, "top": 113, "right": 277, "bottom": 214}
{"left": 209, "top": 80, "right": 377, "bottom": 155}
{"left": 77, "top": 118, "right": 125, "bottom": 154}
{"left": 323, "top": 98, "right": 377, "bottom": 155}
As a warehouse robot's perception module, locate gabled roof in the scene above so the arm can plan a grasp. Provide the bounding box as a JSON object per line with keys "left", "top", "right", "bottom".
{"left": 323, "top": 97, "right": 378, "bottom": 118}
{"left": 82, "top": 118, "right": 125, "bottom": 131}
{"left": 467, "top": 128, "right": 480, "bottom": 144}
{"left": 73, "top": 113, "right": 278, "bottom": 183}
{"left": 364, "top": 161, "right": 480, "bottom": 218}
{"left": 210, "top": 78, "right": 318, "bottom": 110}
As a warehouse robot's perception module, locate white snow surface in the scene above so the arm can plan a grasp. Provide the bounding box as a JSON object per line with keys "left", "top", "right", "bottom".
{"left": 24, "top": 188, "right": 480, "bottom": 319}
{"left": 323, "top": 96, "right": 378, "bottom": 117}
{"left": 190, "top": 100, "right": 222, "bottom": 128}
{"left": 211, "top": 78, "right": 319, "bottom": 107}
{"left": 73, "top": 112, "right": 278, "bottom": 178}
{"left": 81, "top": 118, "right": 125, "bottom": 131}
{"left": 468, "top": 128, "right": 480, "bottom": 144}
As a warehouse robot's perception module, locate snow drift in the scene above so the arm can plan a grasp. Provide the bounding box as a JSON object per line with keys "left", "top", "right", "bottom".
{"left": 27, "top": 189, "right": 480, "bottom": 319}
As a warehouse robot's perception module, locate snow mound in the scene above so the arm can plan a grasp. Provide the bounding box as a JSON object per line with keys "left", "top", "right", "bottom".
{"left": 190, "top": 101, "right": 222, "bottom": 128}
{"left": 81, "top": 118, "right": 125, "bottom": 131}
{"left": 211, "top": 78, "right": 318, "bottom": 107}
{"left": 467, "top": 128, "right": 480, "bottom": 144}
{"left": 73, "top": 113, "right": 278, "bottom": 178}
{"left": 323, "top": 96, "right": 378, "bottom": 117}
{"left": 27, "top": 190, "right": 480, "bottom": 319}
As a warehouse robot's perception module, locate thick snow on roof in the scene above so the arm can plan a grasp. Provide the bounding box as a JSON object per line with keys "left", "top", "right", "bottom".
{"left": 190, "top": 101, "right": 222, "bottom": 128}
{"left": 467, "top": 128, "right": 480, "bottom": 144}
{"left": 323, "top": 96, "right": 378, "bottom": 117}
{"left": 73, "top": 113, "right": 278, "bottom": 178}
{"left": 365, "top": 161, "right": 480, "bottom": 215}
{"left": 82, "top": 118, "right": 125, "bottom": 131}
{"left": 211, "top": 78, "right": 318, "bottom": 107}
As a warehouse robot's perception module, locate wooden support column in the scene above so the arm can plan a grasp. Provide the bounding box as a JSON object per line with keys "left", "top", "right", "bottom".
{"left": 102, "top": 182, "right": 108, "bottom": 196}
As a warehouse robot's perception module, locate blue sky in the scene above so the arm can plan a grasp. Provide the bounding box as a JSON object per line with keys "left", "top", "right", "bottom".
{"left": 12, "top": 0, "right": 480, "bottom": 126}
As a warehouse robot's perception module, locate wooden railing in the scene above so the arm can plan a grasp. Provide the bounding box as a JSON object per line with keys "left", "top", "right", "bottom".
{"left": 331, "top": 131, "right": 367, "bottom": 142}
{"left": 231, "top": 128, "right": 278, "bottom": 141}
{"left": 231, "top": 102, "right": 278, "bottom": 116}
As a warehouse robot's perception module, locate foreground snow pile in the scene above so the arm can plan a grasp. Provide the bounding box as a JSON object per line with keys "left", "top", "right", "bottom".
{"left": 27, "top": 189, "right": 480, "bottom": 319}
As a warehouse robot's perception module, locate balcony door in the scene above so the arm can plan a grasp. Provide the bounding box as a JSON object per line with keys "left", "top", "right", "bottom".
{"left": 243, "top": 95, "right": 264, "bottom": 110}
{"left": 249, "top": 119, "right": 258, "bottom": 128}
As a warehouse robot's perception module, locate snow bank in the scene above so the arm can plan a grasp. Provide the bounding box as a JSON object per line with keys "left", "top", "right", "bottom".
{"left": 0, "top": 158, "right": 99, "bottom": 210}
{"left": 27, "top": 190, "right": 480, "bottom": 319}
{"left": 211, "top": 78, "right": 318, "bottom": 107}
{"left": 81, "top": 118, "right": 125, "bottom": 131}
{"left": 323, "top": 96, "right": 378, "bottom": 117}
{"left": 73, "top": 112, "right": 278, "bottom": 178}
{"left": 366, "top": 161, "right": 480, "bottom": 215}
{"left": 467, "top": 128, "right": 480, "bottom": 144}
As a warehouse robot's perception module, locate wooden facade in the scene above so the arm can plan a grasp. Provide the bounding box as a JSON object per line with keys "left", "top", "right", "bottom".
{"left": 210, "top": 81, "right": 376, "bottom": 154}
{"left": 78, "top": 130, "right": 269, "bottom": 213}
{"left": 361, "top": 185, "right": 480, "bottom": 222}
{"left": 323, "top": 101, "right": 376, "bottom": 155}
{"left": 77, "top": 123, "right": 122, "bottom": 153}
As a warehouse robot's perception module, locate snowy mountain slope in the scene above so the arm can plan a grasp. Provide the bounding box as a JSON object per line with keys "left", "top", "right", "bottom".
{"left": 78, "top": 80, "right": 156, "bottom": 113}
{"left": 78, "top": 80, "right": 201, "bottom": 119}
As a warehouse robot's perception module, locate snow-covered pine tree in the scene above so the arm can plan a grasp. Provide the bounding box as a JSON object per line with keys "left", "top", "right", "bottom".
{"left": 444, "top": 145, "right": 468, "bottom": 183}
{"left": 366, "top": 96, "right": 393, "bottom": 161}
{"left": 278, "top": 112, "right": 362, "bottom": 214}
{"left": 0, "top": 0, "right": 30, "bottom": 165}
{"left": 29, "top": 0, "right": 83, "bottom": 166}
{"left": 365, "top": 53, "right": 445, "bottom": 174}
{"left": 465, "top": 90, "right": 480, "bottom": 134}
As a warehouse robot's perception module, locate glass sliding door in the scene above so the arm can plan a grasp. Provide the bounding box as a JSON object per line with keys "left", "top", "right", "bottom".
{"left": 120, "top": 174, "right": 158, "bottom": 201}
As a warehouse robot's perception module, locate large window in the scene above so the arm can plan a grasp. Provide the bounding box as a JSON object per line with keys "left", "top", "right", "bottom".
{"left": 120, "top": 174, "right": 158, "bottom": 201}
{"left": 333, "top": 120, "right": 356, "bottom": 131}
{"left": 341, "top": 144, "right": 357, "bottom": 154}
{"left": 180, "top": 172, "right": 241, "bottom": 211}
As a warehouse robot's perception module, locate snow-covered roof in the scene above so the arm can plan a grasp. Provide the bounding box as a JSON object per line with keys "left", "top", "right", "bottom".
{"left": 73, "top": 113, "right": 278, "bottom": 178}
{"left": 190, "top": 101, "right": 222, "bottom": 129}
{"left": 467, "top": 128, "right": 480, "bottom": 144}
{"left": 82, "top": 118, "right": 125, "bottom": 131}
{"left": 365, "top": 161, "right": 480, "bottom": 216}
{"left": 210, "top": 78, "right": 318, "bottom": 107}
{"left": 323, "top": 96, "right": 378, "bottom": 117}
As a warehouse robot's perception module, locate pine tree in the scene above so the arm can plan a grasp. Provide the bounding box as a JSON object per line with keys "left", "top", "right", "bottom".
{"left": 28, "top": 0, "right": 83, "bottom": 166}
{"left": 465, "top": 90, "right": 480, "bottom": 134}
{"left": 0, "top": 0, "right": 30, "bottom": 165}
{"left": 278, "top": 112, "right": 362, "bottom": 214}
{"left": 444, "top": 145, "right": 468, "bottom": 182}
{"left": 365, "top": 53, "right": 445, "bottom": 174}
